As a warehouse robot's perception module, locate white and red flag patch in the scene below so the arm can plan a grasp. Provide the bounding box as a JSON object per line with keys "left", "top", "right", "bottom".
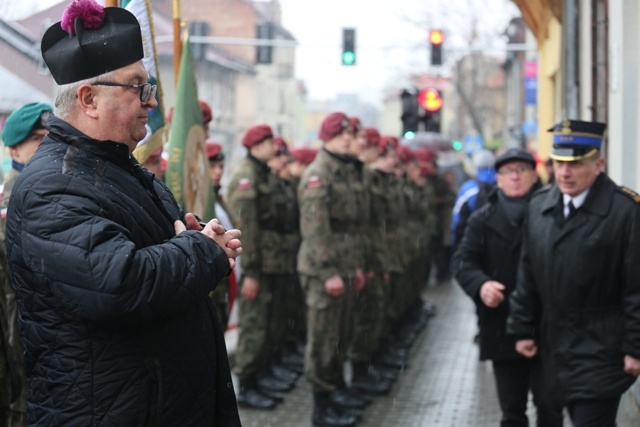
{"left": 238, "top": 178, "right": 252, "bottom": 190}
{"left": 307, "top": 176, "right": 322, "bottom": 188}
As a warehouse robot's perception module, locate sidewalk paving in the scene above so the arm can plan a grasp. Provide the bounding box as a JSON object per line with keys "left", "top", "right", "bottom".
{"left": 234, "top": 278, "right": 637, "bottom": 426}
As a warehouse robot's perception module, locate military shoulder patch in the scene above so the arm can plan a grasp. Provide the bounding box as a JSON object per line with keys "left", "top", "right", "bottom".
{"left": 307, "top": 176, "right": 322, "bottom": 188}
{"left": 237, "top": 178, "right": 252, "bottom": 190}
{"left": 618, "top": 186, "right": 640, "bottom": 203}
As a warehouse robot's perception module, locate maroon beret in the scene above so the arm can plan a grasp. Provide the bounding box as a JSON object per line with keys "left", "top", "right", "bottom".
{"left": 206, "top": 142, "right": 224, "bottom": 160}
{"left": 397, "top": 145, "right": 416, "bottom": 164}
{"left": 199, "top": 101, "right": 213, "bottom": 125}
{"left": 349, "top": 117, "right": 362, "bottom": 133}
{"left": 413, "top": 147, "right": 435, "bottom": 163}
{"left": 274, "top": 136, "right": 289, "bottom": 155}
{"left": 379, "top": 135, "right": 399, "bottom": 155}
{"left": 242, "top": 124, "right": 274, "bottom": 148}
{"left": 363, "top": 128, "right": 380, "bottom": 148}
{"left": 319, "top": 112, "right": 352, "bottom": 142}
{"left": 291, "top": 147, "right": 318, "bottom": 166}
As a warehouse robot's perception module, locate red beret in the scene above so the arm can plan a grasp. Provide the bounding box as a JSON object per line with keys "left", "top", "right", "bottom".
{"left": 397, "top": 146, "right": 416, "bottom": 164}
{"left": 199, "top": 101, "right": 213, "bottom": 124}
{"left": 206, "top": 142, "right": 224, "bottom": 160}
{"left": 349, "top": 117, "right": 362, "bottom": 133}
{"left": 319, "top": 112, "right": 352, "bottom": 142}
{"left": 291, "top": 147, "right": 318, "bottom": 166}
{"left": 274, "top": 136, "right": 289, "bottom": 155}
{"left": 413, "top": 147, "right": 435, "bottom": 163}
{"left": 166, "top": 100, "right": 213, "bottom": 124}
{"left": 242, "top": 124, "right": 274, "bottom": 148}
{"left": 363, "top": 128, "right": 380, "bottom": 148}
{"left": 379, "top": 136, "right": 399, "bottom": 155}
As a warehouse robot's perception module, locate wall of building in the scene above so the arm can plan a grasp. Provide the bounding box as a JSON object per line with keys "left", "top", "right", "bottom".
{"left": 608, "top": 0, "right": 640, "bottom": 188}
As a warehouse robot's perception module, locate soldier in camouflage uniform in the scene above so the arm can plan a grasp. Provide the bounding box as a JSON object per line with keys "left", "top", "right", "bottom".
{"left": 395, "top": 147, "right": 437, "bottom": 346}
{"left": 368, "top": 136, "right": 408, "bottom": 370}
{"left": 206, "top": 142, "right": 234, "bottom": 327}
{"left": 298, "top": 112, "right": 366, "bottom": 427}
{"left": 345, "top": 120, "right": 393, "bottom": 397}
{"left": 266, "top": 137, "right": 303, "bottom": 377}
{"left": 0, "top": 102, "right": 52, "bottom": 427}
{"left": 228, "top": 125, "right": 292, "bottom": 410}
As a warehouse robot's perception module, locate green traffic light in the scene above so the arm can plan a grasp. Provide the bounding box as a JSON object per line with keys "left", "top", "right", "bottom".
{"left": 452, "top": 140, "right": 463, "bottom": 151}
{"left": 342, "top": 51, "right": 356, "bottom": 65}
{"left": 403, "top": 131, "right": 416, "bottom": 140}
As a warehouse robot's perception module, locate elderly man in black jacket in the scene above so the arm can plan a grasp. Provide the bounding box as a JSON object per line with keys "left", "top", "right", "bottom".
{"left": 452, "top": 149, "right": 562, "bottom": 427}
{"left": 5, "top": 2, "right": 242, "bottom": 426}
{"left": 508, "top": 120, "right": 640, "bottom": 427}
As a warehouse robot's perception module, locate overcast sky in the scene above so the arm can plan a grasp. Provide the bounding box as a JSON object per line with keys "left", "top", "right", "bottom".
{"left": 1, "top": 0, "right": 519, "bottom": 106}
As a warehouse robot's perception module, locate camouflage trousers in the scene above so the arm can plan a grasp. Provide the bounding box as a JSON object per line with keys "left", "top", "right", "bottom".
{"left": 234, "top": 274, "right": 288, "bottom": 379}
{"left": 282, "top": 273, "right": 306, "bottom": 343}
{"left": 348, "top": 275, "right": 385, "bottom": 363}
{"left": 408, "top": 254, "right": 430, "bottom": 306}
{"left": 386, "top": 272, "right": 407, "bottom": 327}
{"left": 301, "top": 275, "right": 354, "bottom": 393}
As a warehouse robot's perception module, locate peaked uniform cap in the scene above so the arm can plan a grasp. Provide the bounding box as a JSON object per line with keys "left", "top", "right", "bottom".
{"left": 548, "top": 119, "right": 607, "bottom": 161}
{"left": 41, "top": 3, "right": 144, "bottom": 85}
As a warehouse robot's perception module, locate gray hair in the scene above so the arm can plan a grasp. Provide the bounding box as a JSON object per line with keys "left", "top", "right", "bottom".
{"left": 54, "top": 71, "right": 115, "bottom": 120}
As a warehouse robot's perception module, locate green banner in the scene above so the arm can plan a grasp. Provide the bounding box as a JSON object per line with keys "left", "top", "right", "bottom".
{"left": 166, "top": 36, "right": 215, "bottom": 221}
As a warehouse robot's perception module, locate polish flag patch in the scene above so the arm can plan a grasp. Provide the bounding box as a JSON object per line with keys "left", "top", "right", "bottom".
{"left": 238, "top": 178, "right": 252, "bottom": 190}
{"left": 0, "top": 208, "right": 7, "bottom": 219}
{"left": 307, "top": 176, "right": 322, "bottom": 188}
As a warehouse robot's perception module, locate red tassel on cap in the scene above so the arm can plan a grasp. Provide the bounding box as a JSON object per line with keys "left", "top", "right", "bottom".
{"left": 61, "top": 0, "right": 105, "bottom": 35}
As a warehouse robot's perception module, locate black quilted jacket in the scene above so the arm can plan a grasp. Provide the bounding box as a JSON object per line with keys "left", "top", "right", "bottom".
{"left": 6, "top": 117, "right": 241, "bottom": 426}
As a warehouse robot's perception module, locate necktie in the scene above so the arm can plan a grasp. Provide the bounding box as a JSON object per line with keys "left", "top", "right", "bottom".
{"left": 567, "top": 200, "right": 576, "bottom": 219}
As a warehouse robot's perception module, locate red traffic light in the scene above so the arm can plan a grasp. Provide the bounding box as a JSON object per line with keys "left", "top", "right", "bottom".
{"left": 417, "top": 88, "right": 443, "bottom": 112}
{"left": 429, "top": 30, "right": 444, "bottom": 45}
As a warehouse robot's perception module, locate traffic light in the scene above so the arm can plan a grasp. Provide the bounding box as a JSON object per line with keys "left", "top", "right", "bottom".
{"left": 429, "top": 30, "right": 444, "bottom": 66}
{"left": 452, "top": 140, "right": 463, "bottom": 151}
{"left": 418, "top": 88, "right": 443, "bottom": 133}
{"left": 417, "top": 88, "right": 443, "bottom": 113}
{"left": 400, "top": 89, "right": 419, "bottom": 139}
{"left": 342, "top": 28, "right": 356, "bottom": 66}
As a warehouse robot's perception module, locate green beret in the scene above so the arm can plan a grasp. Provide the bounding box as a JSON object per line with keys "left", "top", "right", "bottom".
{"left": 2, "top": 102, "right": 53, "bottom": 147}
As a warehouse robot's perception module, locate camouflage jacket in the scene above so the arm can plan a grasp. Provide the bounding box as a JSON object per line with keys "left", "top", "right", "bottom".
{"left": 370, "top": 170, "right": 404, "bottom": 273}
{"left": 227, "top": 154, "right": 296, "bottom": 276}
{"left": 401, "top": 178, "right": 437, "bottom": 264}
{"left": 297, "top": 149, "right": 368, "bottom": 281}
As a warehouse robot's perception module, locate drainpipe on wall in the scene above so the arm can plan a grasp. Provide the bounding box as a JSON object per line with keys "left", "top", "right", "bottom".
{"left": 563, "top": 0, "right": 580, "bottom": 119}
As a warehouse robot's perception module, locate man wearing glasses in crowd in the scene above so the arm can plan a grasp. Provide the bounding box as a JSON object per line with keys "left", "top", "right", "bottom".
{"left": 4, "top": 2, "right": 242, "bottom": 426}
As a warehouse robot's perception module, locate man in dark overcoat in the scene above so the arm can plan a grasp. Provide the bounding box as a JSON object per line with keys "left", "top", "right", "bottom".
{"left": 453, "top": 149, "right": 561, "bottom": 426}
{"left": 508, "top": 120, "right": 640, "bottom": 427}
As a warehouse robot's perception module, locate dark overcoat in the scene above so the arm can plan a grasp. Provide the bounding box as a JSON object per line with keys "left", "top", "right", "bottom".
{"left": 453, "top": 189, "right": 525, "bottom": 361}
{"left": 508, "top": 173, "right": 640, "bottom": 401}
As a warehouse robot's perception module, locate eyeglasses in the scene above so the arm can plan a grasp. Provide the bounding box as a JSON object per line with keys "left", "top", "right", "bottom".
{"left": 93, "top": 82, "right": 157, "bottom": 103}
{"left": 497, "top": 165, "right": 534, "bottom": 176}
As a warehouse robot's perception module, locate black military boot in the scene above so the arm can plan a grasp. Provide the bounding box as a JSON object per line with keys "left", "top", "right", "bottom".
{"left": 329, "top": 388, "right": 369, "bottom": 409}
{"left": 312, "top": 392, "right": 357, "bottom": 427}
{"left": 350, "top": 362, "right": 392, "bottom": 395}
{"left": 237, "top": 376, "right": 277, "bottom": 410}
{"left": 257, "top": 372, "right": 294, "bottom": 392}
{"left": 270, "top": 361, "right": 299, "bottom": 384}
